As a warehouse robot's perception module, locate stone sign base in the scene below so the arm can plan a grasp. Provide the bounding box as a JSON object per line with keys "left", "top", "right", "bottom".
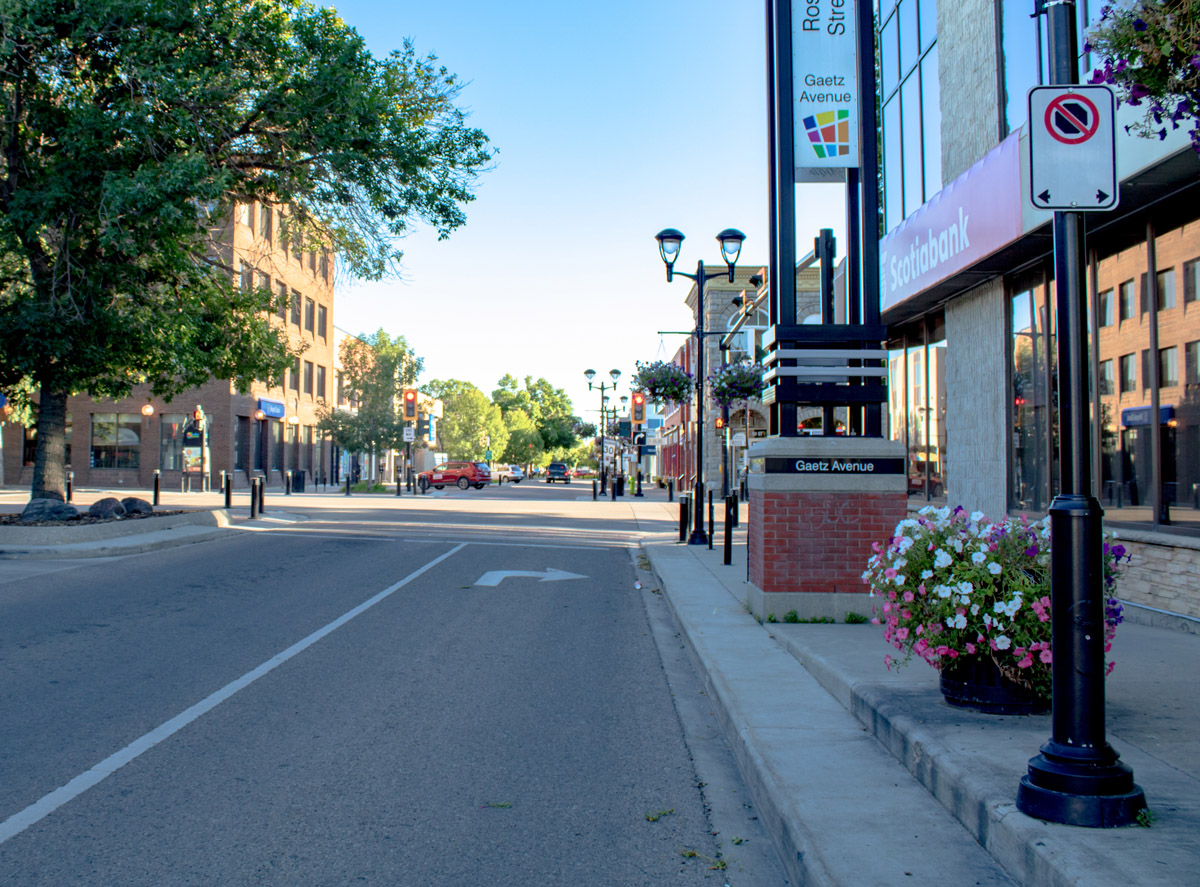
{"left": 746, "top": 436, "right": 907, "bottom": 622}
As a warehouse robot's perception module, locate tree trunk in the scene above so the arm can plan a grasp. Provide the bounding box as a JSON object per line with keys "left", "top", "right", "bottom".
{"left": 31, "top": 389, "right": 69, "bottom": 501}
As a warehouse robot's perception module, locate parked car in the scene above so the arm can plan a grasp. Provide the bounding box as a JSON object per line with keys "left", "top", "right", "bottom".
{"left": 492, "top": 464, "right": 525, "bottom": 483}
{"left": 572, "top": 467, "right": 591, "bottom": 477}
{"left": 545, "top": 461, "right": 572, "bottom": 483}
{"left": 418, "top": 461, "right": 491, "bottom": 491}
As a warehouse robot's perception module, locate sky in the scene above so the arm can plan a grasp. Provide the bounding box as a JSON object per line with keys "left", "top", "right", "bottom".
{"left": 328, "top": 0, "right": 845, "bottom": 424}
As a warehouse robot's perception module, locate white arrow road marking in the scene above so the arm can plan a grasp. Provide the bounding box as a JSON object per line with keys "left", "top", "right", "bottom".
{"left": 475, "top": 568, "right": 587, "bottom": 587}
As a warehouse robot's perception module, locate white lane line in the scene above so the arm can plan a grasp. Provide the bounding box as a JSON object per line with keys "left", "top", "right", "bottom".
{"left": 0, "top": 542, "right": 468, "bottom": 846}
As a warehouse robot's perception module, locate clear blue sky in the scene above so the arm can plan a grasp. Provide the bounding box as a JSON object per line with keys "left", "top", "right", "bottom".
{"left": 329, "top": 0, "right": 845, "bottom": 422}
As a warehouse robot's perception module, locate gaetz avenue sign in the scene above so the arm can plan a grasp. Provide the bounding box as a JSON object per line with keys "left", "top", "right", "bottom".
{"left": 765, "top": 457, "right": 904, "bottom": 474}
{"left": 793, "top": 0, "right": 859, "bottom": 179}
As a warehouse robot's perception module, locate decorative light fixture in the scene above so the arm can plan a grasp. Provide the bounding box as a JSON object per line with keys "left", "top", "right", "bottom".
{"left": 254, "top": 409, "right": 266, "bottom": 421}
{"left": 140, "top": 403, "right": 155, "bottom": 417}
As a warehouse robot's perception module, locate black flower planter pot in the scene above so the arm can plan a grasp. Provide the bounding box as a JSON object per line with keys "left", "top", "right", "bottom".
{"left": 939, "top": 656, "right": 1049, "bottom": 716}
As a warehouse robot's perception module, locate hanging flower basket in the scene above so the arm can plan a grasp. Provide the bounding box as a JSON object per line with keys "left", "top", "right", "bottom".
{"left": 633, "top": 360, "right": 693, "bottom": 405}
{"left": 862, "top": 506, "right": 1129, "bottom": 712}
{"left": 1086, "top": 1, "right": 1200, "bottom": 153}
{"left": 708, "top": 362, "right": 764, "bottom": 409}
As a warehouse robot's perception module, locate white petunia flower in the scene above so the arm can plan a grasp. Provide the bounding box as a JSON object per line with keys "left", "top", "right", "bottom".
{"left": 995, "top": 635, "right": 1012, "bottom": 650}
{"left": 895, "top": 575, "right": 906, "bottom": 586}
{"left": 971, "top": 551, "right": 987, "bottom": 564}
{"left": 970, "top": 511, "right": 985, "bottom": 523}
{"left": 950, "top": 614, "right": 968, "bottom": 629}
{"left": 936, "top": 585, "right": 952, "bottom": 599}
{"left": 987, "top": 562, "right": 1002, "bottom": 575}
{"left": 921, "top": 569, "right": 933, "bottom": 580}
{"left": 934, "top": 549, "right": 953, "bottom": 569}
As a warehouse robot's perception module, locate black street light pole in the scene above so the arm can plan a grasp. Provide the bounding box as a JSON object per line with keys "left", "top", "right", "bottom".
{"left": 585, "top": 368, "right": 621, "bottom": 485}
{"left": 1015, "top": 0, "right": 1145, "bottom": 828}
{"left": 656, "top": 227, "right": 745, "bottom": 545}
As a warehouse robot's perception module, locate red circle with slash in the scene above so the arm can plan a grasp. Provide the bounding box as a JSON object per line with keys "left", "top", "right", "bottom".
{"left": 1044, "top": 93, "right": 1100, "bottom": 145}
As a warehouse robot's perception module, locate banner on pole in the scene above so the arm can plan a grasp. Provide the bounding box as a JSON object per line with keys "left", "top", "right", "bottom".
{"left": 792, "top": 0, "right": 859, "bottom": 179}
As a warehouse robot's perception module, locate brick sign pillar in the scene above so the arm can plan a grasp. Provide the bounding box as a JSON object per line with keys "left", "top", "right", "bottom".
{"left": 746, "top": 436, "right": 908, "bottom": 621}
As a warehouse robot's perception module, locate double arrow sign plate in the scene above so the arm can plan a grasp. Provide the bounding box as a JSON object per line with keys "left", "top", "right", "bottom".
{"left": 1028, "top": 85, "right": 1118, "bottom": 212}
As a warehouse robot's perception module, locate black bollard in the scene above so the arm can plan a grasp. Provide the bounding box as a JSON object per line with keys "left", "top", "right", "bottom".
{"left": 668, "top": 478, "right": 674, "bottom": 502}
{"left": 224, "top": 472, "right": 232, "bottom": 509}
{"left": 258, "top": 477, "right": 267, "bottom": 514}
{"left": 724, "top": 496, "right": 734, "bottom": 565}
{"left": 708, "top": 491, "right": 714, "bottom": 550}
{"left": 345, "top": 475, "right": 351, "bottom": 496}
{"left": 250, "top": 478, "right": 259, "bottom": 519}
{"left": 731, "top": 492, "right": 739, "bottom": 528}
{"left": 153, "top": 470, "right": 161, "bottom": 506}
{"left": 396, "top": 475, "right": 403, "bottom": 496}
{"left": 609, "top": 478, "right": 615, "bottom": 500}
{"left": 678, "top": 494, "right": 688, "bottom": 542}
{"left": 285, "top": 471, "right": 291, "bottom": 496}
{"left": 66, "top": 470, "right": 73, "bottom": 503}
{"left": 635, "top": 470, "right": 644, "bottom": 498}
{"left": 592, "top": 479, "right": 597, "bottom": 501}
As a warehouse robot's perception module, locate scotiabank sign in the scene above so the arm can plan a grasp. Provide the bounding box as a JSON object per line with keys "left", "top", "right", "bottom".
{"left": 879, "top": 133, "right": 1024, "bottom": 312}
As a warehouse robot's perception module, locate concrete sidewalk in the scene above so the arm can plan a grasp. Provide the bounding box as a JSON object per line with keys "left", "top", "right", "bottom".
{"left": 631, "top": 498, "right": 1199, "bottom": 887}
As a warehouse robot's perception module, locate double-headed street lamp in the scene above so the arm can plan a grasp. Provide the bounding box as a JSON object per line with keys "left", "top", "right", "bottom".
{"left": 585, "top": 368, "right": 621, "bottom": 480}
{"left": 655, "top": 227, "right": 745, "bottom": 545}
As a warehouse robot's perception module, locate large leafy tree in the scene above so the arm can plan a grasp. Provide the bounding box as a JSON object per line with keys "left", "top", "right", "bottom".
{"left": 491, "top": 374, "right": 584, "bottom": 453}
{"left": 426, "top": 379, "right": 507, "bottom": 461}
{"left": 0, "top": 0, "right": 492, "bottom": 499}
{"left": 316, "top": 329, "right": 421, "bottom": 464}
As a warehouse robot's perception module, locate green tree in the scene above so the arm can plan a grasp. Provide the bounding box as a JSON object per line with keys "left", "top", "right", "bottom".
{"left": 426, "top": 379, "right": 507, "bottom": 461}
{"left": 317, "top": 330, "right": 421, "bottom": 464}
{"left": 491, "top": 374, "right": 581, "bottom": 452}
{"left": 499, "top": 409, "right": 544, "bottom": 466}
{"left": 0, "top": 0, "right": 492, "bottom": 499}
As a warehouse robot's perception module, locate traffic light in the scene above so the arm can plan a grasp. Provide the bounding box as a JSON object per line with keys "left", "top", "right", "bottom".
{"left": 631, "top": 391, "right": 646, "bottom": 424}
{"left": 417, "top": 414, "right": 430, "bottom": 439}
{"left": 715, "top": 416, "right": 725, "bottom": 430}
{"left": 191, "top": 406, "right": 206, "bottom": 428}
{"left": 403, "top": 388, "right": 418, "bottom": 420}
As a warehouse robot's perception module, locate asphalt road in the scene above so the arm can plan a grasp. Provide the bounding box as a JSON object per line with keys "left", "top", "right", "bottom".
{"left": 0, "top": 484, "right": 786, "bottom": 885}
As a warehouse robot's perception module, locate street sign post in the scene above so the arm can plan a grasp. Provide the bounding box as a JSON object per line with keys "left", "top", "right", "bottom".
{"left": 1028, "top": 85, "right": 1117, "bottom": 211}
{"left": 403, "top": 426, "right": 415, "bottom": 443}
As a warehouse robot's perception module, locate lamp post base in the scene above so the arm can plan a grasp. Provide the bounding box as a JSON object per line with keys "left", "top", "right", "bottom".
{"left": 1017, "top": 743, "right": 1146, "bottom": 827}
{"left": 687, "top": 529, "right": 709, "bottom": 546}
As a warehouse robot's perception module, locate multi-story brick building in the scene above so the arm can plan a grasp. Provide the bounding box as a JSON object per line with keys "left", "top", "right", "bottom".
{"left": 3, "top": 200, "right": 339, "bottom": 492}
{"left": 876, "top": 0, "right": 1200, "bottom": 620}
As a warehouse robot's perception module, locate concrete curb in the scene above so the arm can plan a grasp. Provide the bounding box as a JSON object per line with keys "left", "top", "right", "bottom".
{"left": 641, "top": 537, "right": 1019, "bottom": 887}
{"left": 0, "top": 508, "right": 230, "bottom": 545}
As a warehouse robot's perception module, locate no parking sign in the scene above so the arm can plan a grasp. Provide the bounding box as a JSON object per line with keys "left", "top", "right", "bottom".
{"left": 1028, "top": 85, "right": 1118, "bottom": 212}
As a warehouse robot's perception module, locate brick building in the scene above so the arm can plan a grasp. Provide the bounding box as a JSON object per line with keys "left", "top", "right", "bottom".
{"left": 3, "top": 200, "right": 339, "bottom": 492}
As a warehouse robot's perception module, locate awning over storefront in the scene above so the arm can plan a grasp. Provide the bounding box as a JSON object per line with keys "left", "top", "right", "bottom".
{"left": 257, "top": 398, "right": 286, "bottom": 419}
{"left": 1121, "top": 405, "right": 1175, "bottom": 427}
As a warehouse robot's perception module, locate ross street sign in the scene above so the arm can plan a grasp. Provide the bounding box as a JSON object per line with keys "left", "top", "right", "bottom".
{"left": 1028, "top": 85, "right": 1117, "bottom": 212}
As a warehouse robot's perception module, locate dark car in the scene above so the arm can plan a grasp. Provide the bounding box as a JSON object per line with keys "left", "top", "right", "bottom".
{"left": 545, "top": 461, "right": 571, "bottom": 484}
{"left": 418, "top": 461, "right": 491, "bottom": 491}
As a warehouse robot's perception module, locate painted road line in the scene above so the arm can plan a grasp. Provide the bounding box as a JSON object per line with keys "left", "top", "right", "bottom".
{"left": 0, "top": 542, "right": 468, "bottom": 846}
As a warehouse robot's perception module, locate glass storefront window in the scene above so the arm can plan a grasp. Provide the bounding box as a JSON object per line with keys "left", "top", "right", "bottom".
{"left": 892, "top": 316, "right": 948, "bottom": 503}
{"left": 160, "top": 413, "right": 186, "bottom": 470}
{"left": 1010, "top": 282, "right": 1058, "bottom": 512}
{"left": 92, "top": 413, "right": 141, "bottom": 469}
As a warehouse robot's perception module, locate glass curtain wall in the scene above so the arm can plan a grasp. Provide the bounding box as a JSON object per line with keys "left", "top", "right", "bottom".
{"left": 1008, "top": 219, "right": 1200, "bottom": 533}
{"left": 889, "top": 314, "right": 948, "bottom": 502}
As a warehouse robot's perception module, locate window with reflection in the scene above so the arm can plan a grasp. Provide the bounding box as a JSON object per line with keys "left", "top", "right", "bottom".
{"left": 1010, "top": 278, "right": 1058, "bottom": 512}
{"left": 889, "top": 314, "right": 947, "bottom": 502}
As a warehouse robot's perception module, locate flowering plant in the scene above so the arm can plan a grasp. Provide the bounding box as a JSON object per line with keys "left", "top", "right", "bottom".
{"left": 633, "top": 360, "right": 693, "bottom": 405}
{"left": 1087, "top": 1, "right": 1200, "bottom": 153}
{"left": 708, "top": 362, "right": 764, "bottom": 408}
{"left": 862, "top": 506, "right": 1128, "bottom": 700}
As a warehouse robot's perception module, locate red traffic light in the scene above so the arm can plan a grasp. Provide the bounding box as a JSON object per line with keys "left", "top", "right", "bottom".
{"left": 403, "top": 388, "right": 418, "bottom": 420}
{"left": 715, "top": 416, "right": 725, "bottom": 429}
{"left": 631, "top": 391, "right": 646, "bottom": 424}
{"left": 192, "top": 410, "right": 203, "bottom": 421}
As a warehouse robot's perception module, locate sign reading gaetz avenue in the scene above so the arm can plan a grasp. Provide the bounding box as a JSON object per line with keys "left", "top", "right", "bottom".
{"left": 793, "top": 0, "right": 859, "bottom": 176}
{"left": 764, "top": 457, "right": 904, "bottom": 474}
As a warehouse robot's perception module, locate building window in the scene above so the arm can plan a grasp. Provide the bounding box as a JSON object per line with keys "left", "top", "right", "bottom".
{"left": 337, "top": 371, "right": 346, "bottom": 406}
{"left": 304, "top": 297, "right": 315, "bottom": 334}
{"left": 235, "top": 415, "right": 248, "bottom": 471}
{"left": 290, "top": 290, "right": 301, "bottom": 326}
{"left": 255, "top": 271, "right": 270, "bottom": 294}
{"left": 320, "top": 250, "right": 331, "bottom": 281}
{"left": 1187, "top": 340, "right": 1200, "bottom": 385}
{"left": 1160, "top": 346, "right": 1179, "bottom": 388}
{"left": 271, "top": 420, "right": 283, "bottom": 471}
{"left": 290, "top": 357, "right": 300, "bottom": 392}
{"left": 240, "top": 261, "right": 253, "bottom": 291}
{"left": 1010, "top": 282, "right": 1058, "bottom": 512}
{"left": 276, "top": 282, "right": 288, "bottom": 321}
{"left": 1098, "top": 289, "right": 1114, "bottom": 327}
{"left": 316, "top": 364, "right": 327, "bottom": 401}
{"left": 303, "top": 360, "right": 314, "bottom": 396}
{"left": 160, "top": 413, "right": 187, "bottom": 470}
{"left": 1118, "top": 280, "right": 1135, "bottom": 321}
{"left": 237, "top": 203, "right": 251, "bottom": 227}
{"left": 1185, "top": 258, "right": 1200, "bottom": 303}
{"left": 879, "top": 0, "right": 940, "bottom": 233}
{"left": 258, "top": 204, "right": 272, "bottom": 242}
{"left": 1158, "top": 269, "right": 1176, "bottom": 310}
{"left": 1141, "top": 348, "right": 1152, "bottom": 389}
{"left": 317, "top": 304, "right": 328, "bottom": 339}
{"left": 890, "top": 315, "right": 947, "bottom": 503}
{"left": 21, "top": 420, "right": 70, "bottom": 466}
{"left": 91, "top": 413, "right": 141, "bottom": 469}
{"left": 1098, "top": 358, "right": 1114, "bottom": 395}
{"left": 1119, "top": 353, "right": 1136, "bottom": 393}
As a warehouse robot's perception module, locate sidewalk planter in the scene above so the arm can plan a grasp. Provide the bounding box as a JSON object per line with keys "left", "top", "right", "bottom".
{"left": 938, "top": 655, "right": 1049, "bottom": 715}
{"left": 863, "top": 506, "right": 1129, "bottom": 710}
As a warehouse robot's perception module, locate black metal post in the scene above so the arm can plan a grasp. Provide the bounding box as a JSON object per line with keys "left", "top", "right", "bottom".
{"left": 250, "top": 478, "right": 259, "bottom": 519}
{"left": 690, "top": 261, "right": 711, "bottom": 545}
{"left": 345, "top": 474, "right": 351, "bottom": 496}
{"left": 258, "top": 477, "right": 266, "bottom": 514}
{"left": 284, "top": 471, "right": 291, "bottom": 495}
{"left": 856, "top": 0, "right": 883, "bottom": 436}
{"left": 635, "top": 469, "right": 644, "bottom": 498}
{"left": 724, "top": 496, "right": 734, "bottom": 566}
{"left": 609, "top": 477, "right": 616, "bottom": 501}
{"left": 592, "top": 479, "right": 598, "bottom": 501}
{"left": 770, "top": 0, "right": 797, "bottom": 437}
{"left": 66, "top": 470, "right": 73, "bottom": 502}
{"left": 1016, "top": 0, "right": 1145, "bottom": 827}
{"left": 707, "top": 491, "right": 714, "bottom": 550}
{"left": 668, "top": 478, "right": 674, "bottom": 502}
{"left": 679, "top": 494, "right": 689, "bottom": 542}
{"left": 153, "top": 470, "right": 160, "bottom": 506}
{"left": 224, "top": 473, "right": 232, "bottom": 509}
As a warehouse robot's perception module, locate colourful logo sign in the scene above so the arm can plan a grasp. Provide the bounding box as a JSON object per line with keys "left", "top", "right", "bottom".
{"left": 802, "top": 109, "right": 851, "bottom": 159}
